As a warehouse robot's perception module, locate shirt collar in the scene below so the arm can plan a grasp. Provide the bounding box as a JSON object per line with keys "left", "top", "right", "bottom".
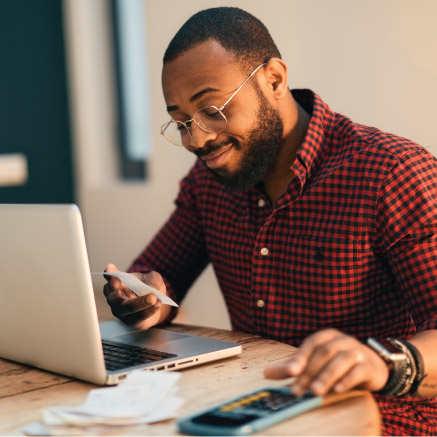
{"left": 289, "top": 89, "right": 335, "bottom": 188}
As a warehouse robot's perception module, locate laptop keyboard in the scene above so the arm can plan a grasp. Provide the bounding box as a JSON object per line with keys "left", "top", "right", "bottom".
{"left": 102, "top": 339, "right": 177, "bottom": 371}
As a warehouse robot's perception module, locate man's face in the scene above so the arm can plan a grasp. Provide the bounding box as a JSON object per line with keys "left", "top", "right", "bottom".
{"left": 162, "top": 40, "right": 284, "bottom": 191}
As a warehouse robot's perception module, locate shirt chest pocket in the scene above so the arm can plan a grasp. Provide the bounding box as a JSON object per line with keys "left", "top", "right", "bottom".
{"left": 272, "top": 235, "right": 364, "bottom": 298}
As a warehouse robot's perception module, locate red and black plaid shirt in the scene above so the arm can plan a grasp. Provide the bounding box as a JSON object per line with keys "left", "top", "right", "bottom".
{"left": 130, "top": 89, "right": 437, "bottom": 435}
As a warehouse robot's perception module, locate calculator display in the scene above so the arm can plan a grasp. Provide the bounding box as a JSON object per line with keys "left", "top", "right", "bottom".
{"left": 192, "top": 390, "right": 314, "bottom": 427}
{"left": 178, "top": 388, "right": 322, "bottom": 435}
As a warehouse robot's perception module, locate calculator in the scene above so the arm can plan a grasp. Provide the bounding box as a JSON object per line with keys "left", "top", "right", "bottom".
{"left": 177, "top": 387, "right": 322, "bottom": 436}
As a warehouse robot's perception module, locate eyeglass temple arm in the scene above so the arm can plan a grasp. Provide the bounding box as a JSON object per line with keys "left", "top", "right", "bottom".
{"left": 218, "top": 63, "right": 266, "bottom": 111}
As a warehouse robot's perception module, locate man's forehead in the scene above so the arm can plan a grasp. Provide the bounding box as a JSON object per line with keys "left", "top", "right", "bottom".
{"left": 161, "top": 40, "right": 243, "bottom": 105}
{"left": 162, "top": 39, "right": 238, "bottom": 75}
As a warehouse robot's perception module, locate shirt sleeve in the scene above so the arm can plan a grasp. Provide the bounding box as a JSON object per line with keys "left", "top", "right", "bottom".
{"left": 375, "top": 147, "right": 437, "bottom": 333}
{"left": 127, "top": 166, "right": 209, "bottom": 319}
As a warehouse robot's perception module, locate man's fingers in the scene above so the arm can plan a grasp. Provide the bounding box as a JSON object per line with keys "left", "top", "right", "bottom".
{"left": 103, "top": 263, "right": 119, "bottom": 281}
{"left": 103, "top": 263, "right": 123, "bottom": 295}
{"left": 264, "top": 329, "right": 364, "bottom": 396}
{"left": 108, "top": 297, "right": 158, "bottom": 322}
{"left": 134, "top": 271, "right": 167, "bottom": 295}
{"left": 265, "top": 328, "right": 392, "bottom": 396}
{"left": 104, "top": 263, "right": 118, "bottom": 273}
{"left": 121, "top": 293, "right": 158, "bottom": 315}
{"left": 102, "top": 267, "right": 166, "bottom": 330}
{"left": 304, "top": 349, "right": 365, "bottom": 395}
{"left": 122, "top": 301, "right": 162, "bottom": 327}
{"left": 264, "top": 331, "right": 340, "bottom": 381}
{"left": 264, "top": 361, "right": 296, "bottom": 379}
{"left": 103, "top": 281, "right": 118, "bottom": 298}
{"left": 285, "top": 329, "right": 342, "bottom": 377}
{"left": 292, "top": 335, "right": 354, "bottom": 393}
{"left": 333, "top": 363, "right": 368, "bottom": 393}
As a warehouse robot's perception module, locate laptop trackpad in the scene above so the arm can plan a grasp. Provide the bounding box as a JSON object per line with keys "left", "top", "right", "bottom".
{"left": 114, "top": 329, "right": 189, "bottom": 350}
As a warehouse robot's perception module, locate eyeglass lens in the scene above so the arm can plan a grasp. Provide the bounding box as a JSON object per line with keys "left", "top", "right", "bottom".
{"left": 162, "top": 106, "right": 227, "bottom": 147}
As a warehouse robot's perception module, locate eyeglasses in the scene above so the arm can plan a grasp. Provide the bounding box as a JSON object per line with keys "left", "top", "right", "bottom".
{"left": 161, "top": 63, "right": 266, "bottom": 147}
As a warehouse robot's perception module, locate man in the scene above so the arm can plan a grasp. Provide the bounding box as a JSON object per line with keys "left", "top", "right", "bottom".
{"left": 104, "top": 7, "right": 437, "bottom": 435}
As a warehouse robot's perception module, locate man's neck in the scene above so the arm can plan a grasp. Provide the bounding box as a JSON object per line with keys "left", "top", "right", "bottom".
{"left": 263, "top": 102, "right": 310, "bottom": 204}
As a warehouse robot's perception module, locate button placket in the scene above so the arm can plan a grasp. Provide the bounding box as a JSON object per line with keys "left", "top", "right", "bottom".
{"left": 252, "top": 218, "right": 272, "bottom": 332}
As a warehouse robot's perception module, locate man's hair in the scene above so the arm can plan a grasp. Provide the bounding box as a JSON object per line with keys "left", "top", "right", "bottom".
{"left": 163, "top": 7, "right": 281, "bottom": 71}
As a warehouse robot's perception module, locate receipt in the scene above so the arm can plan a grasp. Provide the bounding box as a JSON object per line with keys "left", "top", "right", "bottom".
{"left": 29, "top": 370, "right": 184, "bottom": 430}
{"left": 95, "top": 271, "right": 179, "bottom": 307}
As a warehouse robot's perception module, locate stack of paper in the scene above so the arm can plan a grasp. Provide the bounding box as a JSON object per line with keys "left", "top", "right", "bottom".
{"left": 22, "top": 370, "right": 183, "bottom": 436}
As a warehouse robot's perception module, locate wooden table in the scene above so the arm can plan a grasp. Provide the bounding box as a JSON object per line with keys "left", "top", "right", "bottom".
{"left": 0, "top": 324, "right": 381, "bottom": 436}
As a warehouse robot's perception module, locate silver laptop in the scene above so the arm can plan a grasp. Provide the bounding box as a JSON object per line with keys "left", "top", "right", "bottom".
{"left": 0, "top": 204, "right": 241, "bottom": 385}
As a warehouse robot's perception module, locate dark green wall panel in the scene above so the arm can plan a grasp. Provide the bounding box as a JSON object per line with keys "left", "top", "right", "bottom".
{"left": 0, "top": 0, "right": 74, "bottom": 203}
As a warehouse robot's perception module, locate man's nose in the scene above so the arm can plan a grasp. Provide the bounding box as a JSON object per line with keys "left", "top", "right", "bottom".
{"left": 187, "top": 122, "right": 218, "bottom": 150}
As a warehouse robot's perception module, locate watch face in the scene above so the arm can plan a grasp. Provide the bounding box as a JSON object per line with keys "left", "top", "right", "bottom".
{"left": 367, "top": 338, "right": 407, "bottom": 362}
{"left": 378, "top": 338, "right": 410, "bottom": 365}
{"left": 378, "top": 338, "right": 402, "bottom": 354}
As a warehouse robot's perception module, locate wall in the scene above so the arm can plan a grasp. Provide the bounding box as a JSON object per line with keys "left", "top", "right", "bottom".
{"left": 63, "top": 0, "right": 437, "bottom": 328}
{"left": 0, "top": 0, "right": 73, "bottom": 203}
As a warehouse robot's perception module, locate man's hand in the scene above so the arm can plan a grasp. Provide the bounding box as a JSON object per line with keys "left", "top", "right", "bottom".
{"left": 103, "top": 263, "right": 169, "bottom": 330}
{"left": 264, "top": 329, "right": 390, "bottom": 396}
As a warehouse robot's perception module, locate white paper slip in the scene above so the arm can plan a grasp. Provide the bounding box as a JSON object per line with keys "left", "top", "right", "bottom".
{"left": 22, "top": 370, "right": 183, "bottom": 435}
{"left": 22, "top": 421, "right": 149, "bottom": 436}
{"left": 94, "top": 271, "right": 178, "bottom": 307}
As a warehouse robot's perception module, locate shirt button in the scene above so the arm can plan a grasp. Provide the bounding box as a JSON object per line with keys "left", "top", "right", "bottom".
{"left": 260, "top": 247, "right": 269, "bottom": 256}
{"left": 258, "top": 198, "right": 266, "bottom": 208}
{"left": 257, "top": 299, "right": 265, "bottom": 308}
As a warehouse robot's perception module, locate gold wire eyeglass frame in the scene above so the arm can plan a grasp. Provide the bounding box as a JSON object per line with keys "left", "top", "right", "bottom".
{"left": 160, "top": 63, "right": 266, "bottom": 147}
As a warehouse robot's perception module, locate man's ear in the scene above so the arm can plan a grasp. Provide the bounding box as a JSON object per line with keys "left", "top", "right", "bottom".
{"left": 262, "top": 58, "right": 289, "bottom": 100}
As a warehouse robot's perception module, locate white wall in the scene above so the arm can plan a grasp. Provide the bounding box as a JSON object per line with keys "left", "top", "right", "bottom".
{"left": 64, "top": 0, "right": 437, "bottom": 328}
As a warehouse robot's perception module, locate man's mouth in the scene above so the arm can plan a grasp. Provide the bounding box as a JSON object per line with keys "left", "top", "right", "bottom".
{"left": 200, "top": 144, "right": 233, "bottom": 169}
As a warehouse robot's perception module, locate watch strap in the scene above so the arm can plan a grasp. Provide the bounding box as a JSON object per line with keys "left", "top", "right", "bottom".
{"left": 395, "top": 339, "right": 425, "bottom": 395}
{"left": 367, "top": 337, "right": 409, "bottom": 396}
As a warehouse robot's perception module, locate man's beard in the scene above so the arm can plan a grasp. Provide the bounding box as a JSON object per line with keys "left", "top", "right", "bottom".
{"left": 196, "top": 89, "right": 284, "bottom": 192}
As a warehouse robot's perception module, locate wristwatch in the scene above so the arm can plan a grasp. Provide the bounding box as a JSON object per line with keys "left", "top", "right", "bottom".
{"left": 366, "top": 337, "right": 410, "bottom": 396}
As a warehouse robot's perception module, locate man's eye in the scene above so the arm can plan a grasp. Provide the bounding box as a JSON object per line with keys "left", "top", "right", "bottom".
{"left": 175, "top": 120, "right": 191, "bottom": 128}
{"left": 205, "top": 110, "right": 221, "bottom": 118}
{"left": 177, "top": 123, "right": 190, "bottom": 132}
{"left": 202, "top": 107, "right": 222, "bottom": 119}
